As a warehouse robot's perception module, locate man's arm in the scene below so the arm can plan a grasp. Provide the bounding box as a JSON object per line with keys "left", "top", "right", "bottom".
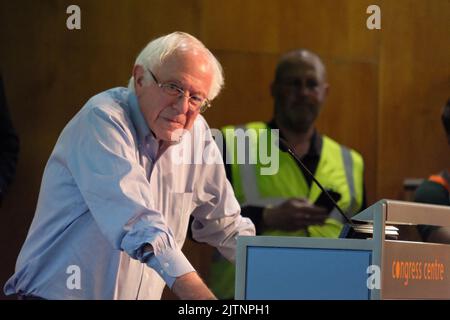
{"left": 172, "top": 272, "right": 216, "bottom": 300}
{"left": 142, "top": 244, "right": 215, "bottom": 299}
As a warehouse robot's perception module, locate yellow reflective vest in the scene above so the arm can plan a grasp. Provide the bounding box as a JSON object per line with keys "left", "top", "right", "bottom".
{"left": 209, "top": 122, "right": 364, "bottom": 299}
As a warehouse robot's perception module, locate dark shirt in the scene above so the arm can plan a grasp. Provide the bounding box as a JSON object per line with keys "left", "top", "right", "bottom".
{"left": 0, "top": 74, "right": 19, "bottom": 201}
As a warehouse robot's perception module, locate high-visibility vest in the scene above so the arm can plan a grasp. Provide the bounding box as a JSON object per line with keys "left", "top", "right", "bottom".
{"left": 209, "top": 122, "right": 364, "bottom": 298}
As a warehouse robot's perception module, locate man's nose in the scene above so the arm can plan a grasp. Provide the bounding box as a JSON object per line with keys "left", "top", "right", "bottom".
{"left": 173, "top": 94, "right": 190, "bottom": 114}
{"left": 298, "top": 85, "right": 311, "bottom": 96}
{"left": 293, "top": 83, "right": 313, "bottom": 97}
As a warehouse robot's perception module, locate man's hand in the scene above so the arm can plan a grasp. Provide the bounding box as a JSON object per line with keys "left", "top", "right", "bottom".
{"left": 262, "top": 198, "right": 328, "bottom": 231}
{"left": 172, "top": 271, "right": 217, "bottom": 300}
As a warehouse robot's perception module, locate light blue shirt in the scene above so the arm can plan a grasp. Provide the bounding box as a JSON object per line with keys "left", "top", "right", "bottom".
{"left": 4, "top": 87, "right": 255, "bottom": 299}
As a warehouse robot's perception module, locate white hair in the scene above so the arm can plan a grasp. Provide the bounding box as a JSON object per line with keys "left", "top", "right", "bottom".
{"left": 128, "top": 31, "right": 224, "bottom": 100}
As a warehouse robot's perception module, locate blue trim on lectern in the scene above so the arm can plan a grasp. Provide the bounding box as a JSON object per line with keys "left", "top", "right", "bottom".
{"left": 245, "top": 246, "right": 372, "bottom": 300}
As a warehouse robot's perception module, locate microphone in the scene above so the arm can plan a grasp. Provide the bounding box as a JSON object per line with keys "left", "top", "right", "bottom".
{"left": 278, "top": 137, "right": 355, "bottom": 227}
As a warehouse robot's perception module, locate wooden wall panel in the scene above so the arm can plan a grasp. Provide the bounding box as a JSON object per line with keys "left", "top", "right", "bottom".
{"left": 316, "top": 59, "right": 378, "bottom": 205}
{"left": 278, "top": 0, "right": 380, "bottom": 60}
{"left": 204, "top": 51, "right": 278, "bottom": 128}
{"left": 0, "top": 0, "right": 448, "bottom": 300}
{"left": 378, "top": 0, "right": 450, "bottom": 200}
{"left": 200, "top": 0, "right": 280, "bottom": 53}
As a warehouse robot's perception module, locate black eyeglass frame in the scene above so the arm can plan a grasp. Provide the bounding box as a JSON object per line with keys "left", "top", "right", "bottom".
{"left": 146, "top": 68, "right": 211, "bottom": 113}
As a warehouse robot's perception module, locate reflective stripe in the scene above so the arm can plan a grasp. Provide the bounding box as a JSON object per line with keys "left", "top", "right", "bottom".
{"left": 241, "top": 157, "right": 284, "bottom": 206}
{"left": 236, "top": 126, "right": 286, "bottom": 207}
{"left": 236, "top": 126, "right": 258, "bottom": 205}
{"left": 341, "top": 146, "right": 357, "bottom": 215}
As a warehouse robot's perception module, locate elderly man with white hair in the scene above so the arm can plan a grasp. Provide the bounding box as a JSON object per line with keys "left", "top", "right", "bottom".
{"left": 4, "top": 32, "right": 255, "bottom": 300}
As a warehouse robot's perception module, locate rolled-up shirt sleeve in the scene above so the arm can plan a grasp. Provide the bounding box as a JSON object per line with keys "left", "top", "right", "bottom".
{"left": 66, "top": 105, "right": 194, "bottom": 286}
{"left": 121, "top": 219, "right": 195, "bottom": 288}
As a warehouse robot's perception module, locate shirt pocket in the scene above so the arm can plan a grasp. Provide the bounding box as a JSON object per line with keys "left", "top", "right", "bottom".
{"left": 169, "top": 192, "right": 195, "bottom": 245}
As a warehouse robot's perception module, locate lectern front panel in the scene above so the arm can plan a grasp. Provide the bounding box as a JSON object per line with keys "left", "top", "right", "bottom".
{"left": 244, "top": 246, "right": 372, "bottom": 299}
{"left": 382, "top": 241, "right": 450, "bottom": 299}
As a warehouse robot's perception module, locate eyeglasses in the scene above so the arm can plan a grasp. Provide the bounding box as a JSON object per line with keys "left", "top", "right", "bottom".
{"left": 147, "top": 68, "right": 211, "bottom": 113}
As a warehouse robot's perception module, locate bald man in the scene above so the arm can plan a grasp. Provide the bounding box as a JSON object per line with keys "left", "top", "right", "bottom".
{"left": 208, "top": 49, "right": 366, "bottom": 299}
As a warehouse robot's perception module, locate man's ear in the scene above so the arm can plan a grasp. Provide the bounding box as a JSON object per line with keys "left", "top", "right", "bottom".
{"left": 132, "top": 65, "right": 146, "bottom": 95}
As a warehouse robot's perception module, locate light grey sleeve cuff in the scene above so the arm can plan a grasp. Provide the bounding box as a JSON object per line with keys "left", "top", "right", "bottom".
{"left": 145, "top": 248, "right": 195, "bottom": 288}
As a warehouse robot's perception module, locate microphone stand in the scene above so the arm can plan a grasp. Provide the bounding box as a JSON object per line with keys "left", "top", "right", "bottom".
{"left": 278, "top": 137, "right": 356, "bottom": 229}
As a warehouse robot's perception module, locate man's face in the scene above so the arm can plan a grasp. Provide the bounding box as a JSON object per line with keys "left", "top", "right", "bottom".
{"left": 271, "top": 58, "right": 328, "bottom": 133}
{"left": 134, "top": 50, "right": 212, "bottom": 141}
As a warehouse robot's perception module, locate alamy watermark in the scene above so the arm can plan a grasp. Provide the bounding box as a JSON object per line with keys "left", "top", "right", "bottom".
{"left": 66, "top": 264, "right": 81, "bottom": 290}
{"left": 66, "top": 4, "right": 380, "bottom": 31}
{"left": 366, "top": 5, "right": 381, "bottom": 30}
{"left": 169, "top": 127, "right": 280, "bottom": 176}
{"left": 367, "top": 264, "right": 381, "bottom": 290}
{"left": 66, "top": 5, "right": 81, "bottom": 30}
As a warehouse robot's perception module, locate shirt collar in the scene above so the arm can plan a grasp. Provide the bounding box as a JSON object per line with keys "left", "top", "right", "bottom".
{"left": 127, "top": 90, "right": 152, "bottom": 144}
{"left": 267, "top": 119, "right": 322, "bottom": 157}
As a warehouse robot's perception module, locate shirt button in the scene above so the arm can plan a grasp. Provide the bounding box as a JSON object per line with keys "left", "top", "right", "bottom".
{"left": 164, "top": 262, "right": 170, "bottom": 268}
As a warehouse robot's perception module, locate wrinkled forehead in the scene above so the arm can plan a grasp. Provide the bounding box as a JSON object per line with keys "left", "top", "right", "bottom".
{"left": 157, "top": 49, "right": 211, "bottom": 77}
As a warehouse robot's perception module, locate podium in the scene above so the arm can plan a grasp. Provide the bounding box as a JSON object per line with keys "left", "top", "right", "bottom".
{"left": 235, "top": 199, "right": 450, "bottom": 299}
